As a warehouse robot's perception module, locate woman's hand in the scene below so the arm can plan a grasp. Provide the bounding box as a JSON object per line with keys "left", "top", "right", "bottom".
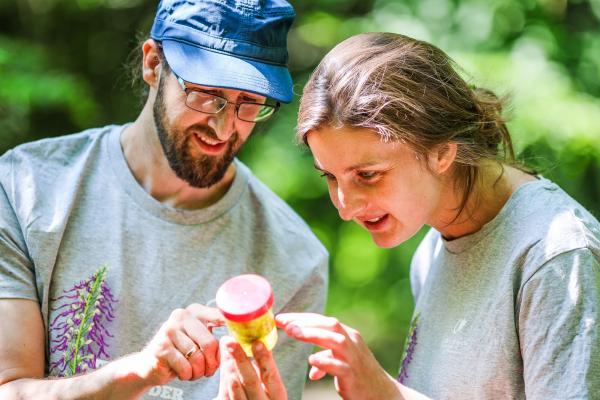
{"left": 276, "top": 313, "right": 402, "bottom": 400}
{"left": 217, "top": 336, "right": 287, "bottom": 400}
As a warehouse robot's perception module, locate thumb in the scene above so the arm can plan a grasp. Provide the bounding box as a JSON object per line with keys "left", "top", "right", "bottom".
{"left": 308, "top": 365, "right": 327, "bottom": 380}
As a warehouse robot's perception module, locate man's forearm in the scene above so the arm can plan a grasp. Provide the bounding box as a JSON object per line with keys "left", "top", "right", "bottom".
{"left": 0, "top": 353, "right": 153, "bottom": 400}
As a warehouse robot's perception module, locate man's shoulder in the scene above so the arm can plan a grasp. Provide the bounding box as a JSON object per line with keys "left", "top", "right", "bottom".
{"left": 237, "top": 161, "right": 326, "bottom": 252}
{"left": 0, "top": 125, "right": 121, "bottom": 212}
{"left": 1, "top": 125, "right": 117, "bottom": 169}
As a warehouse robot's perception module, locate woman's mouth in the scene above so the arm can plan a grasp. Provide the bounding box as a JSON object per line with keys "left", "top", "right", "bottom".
{"left": 362, "top": 214, "right": 390, "bottom": 232}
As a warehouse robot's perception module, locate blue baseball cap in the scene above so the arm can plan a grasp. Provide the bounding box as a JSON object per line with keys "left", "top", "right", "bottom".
{"left": 150, "top": 0, "right": 295, "bottom": 103}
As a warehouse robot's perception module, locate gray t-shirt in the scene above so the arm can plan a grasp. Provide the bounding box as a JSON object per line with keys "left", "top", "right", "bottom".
{"left": 0, "top": 125, "right": 328, "bottom": 400}
{"left": 402, "top": 177, "right": 600, "bottom": 399}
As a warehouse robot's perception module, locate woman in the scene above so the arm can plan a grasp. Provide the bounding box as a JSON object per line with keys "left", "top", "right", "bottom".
{"left": 219, "top": 32, "right": 600, "bottom": 399}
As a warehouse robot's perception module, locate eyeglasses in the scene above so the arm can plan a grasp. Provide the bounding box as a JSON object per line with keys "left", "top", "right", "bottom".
{"left": 175, "top": 75, "right": 280, "bottom": 123}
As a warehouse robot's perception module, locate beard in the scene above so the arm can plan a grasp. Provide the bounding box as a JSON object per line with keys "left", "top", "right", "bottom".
{"left": 152, "top": 74, "right": 241, "bottom": 188}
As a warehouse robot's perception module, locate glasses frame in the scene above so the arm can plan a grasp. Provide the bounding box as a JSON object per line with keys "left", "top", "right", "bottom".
{"left": 174, "top": 75, "right": 280, "bottom": 123}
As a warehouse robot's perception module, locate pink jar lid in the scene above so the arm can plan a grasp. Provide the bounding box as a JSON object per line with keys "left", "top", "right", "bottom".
{"left": 216, "top": 274, "right": 274, "bottom": 323}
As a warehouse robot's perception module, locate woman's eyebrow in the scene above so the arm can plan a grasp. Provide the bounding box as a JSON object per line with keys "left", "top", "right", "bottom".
{"left": 344, "top": 162, "right": 380, "bottom": 173}
{"left": 313, "top": 162, "right": 381, "bottom": 173}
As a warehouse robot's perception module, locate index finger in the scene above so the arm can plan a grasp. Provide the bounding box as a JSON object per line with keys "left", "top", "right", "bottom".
{"left": 186, "top": 303, "right": 226, "bottom": 328}
{"left": 276, "top": 313, "right": 345, "bottom": 333}
{"left": 222, "top": 336, "right": 268, "bottom": 400}
{"left": 276, "top": 313, "right": 349, "bottom": 353}
{"left": 251, "top": 341, "right": 287, "bottom": 400}
{"left": 281, "top": 325, "right": 347, "bottom": 354}
{"left": 219, "top": 338, "right": 248, "bottom": 400}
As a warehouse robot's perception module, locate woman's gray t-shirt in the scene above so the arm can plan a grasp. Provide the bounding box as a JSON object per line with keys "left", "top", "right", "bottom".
{"left": 403, "top": 177, "right": 600, "bottom": 399}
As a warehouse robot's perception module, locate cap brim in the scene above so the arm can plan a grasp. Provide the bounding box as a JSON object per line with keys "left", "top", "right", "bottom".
{"left": 162, "top": 40, "right": 293, "bottom": 103}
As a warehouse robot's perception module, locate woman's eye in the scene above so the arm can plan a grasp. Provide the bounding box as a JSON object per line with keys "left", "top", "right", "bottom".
{"left": 358, "top": 171, "right": 378, "bottom": 180}
{"left": 319, "top": 172, "right": 336, "bottom": 181}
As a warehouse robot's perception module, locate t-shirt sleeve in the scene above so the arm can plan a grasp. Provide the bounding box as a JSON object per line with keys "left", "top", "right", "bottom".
{"left": 518, "top": 247, "right": 600, "bottom": 399}
{"left": 0, "top": 152, "right": 37, "bottom": 300}
{"left": 273, "top": 250, "right": 328, "bottom": 400}
{"left": 410, "top": 228, "right": 440, "bottom": 303}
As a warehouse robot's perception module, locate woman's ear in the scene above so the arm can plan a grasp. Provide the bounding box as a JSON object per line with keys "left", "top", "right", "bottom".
{"left": 428, "top": 142, "right": 457, "bottom": 174}
{"left": 142, "top": 39, "right": 162, "bottom": 88}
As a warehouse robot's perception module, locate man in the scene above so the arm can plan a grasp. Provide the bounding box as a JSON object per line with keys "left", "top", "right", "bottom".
{"left": 0, "top": 1, "right": 328, "bottom": 399}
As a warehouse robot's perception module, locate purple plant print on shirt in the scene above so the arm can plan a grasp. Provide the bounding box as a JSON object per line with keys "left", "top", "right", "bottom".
{"left": 397, "top": 312, "right": 420, "bottom": 384}
{"left": 49, "top": 265, "right": 117, "bottom": 376}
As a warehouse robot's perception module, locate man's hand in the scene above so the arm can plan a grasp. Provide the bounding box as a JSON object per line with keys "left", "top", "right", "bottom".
{"left": 217, "top": 336, "right": 287, "bottom": 400}
{"left": 0, "top": 301, "right": 226, "bottom": 399}
{"left": 137, "top": 303, "right": 226, "bottom": 386}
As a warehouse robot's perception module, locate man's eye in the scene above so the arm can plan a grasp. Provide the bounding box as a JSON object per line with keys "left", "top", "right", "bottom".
{"left": 198, "top": 90, "right": 219, "bottom": 96}
{"left": 240, "top": 93, "right": 265, "bottom": 103}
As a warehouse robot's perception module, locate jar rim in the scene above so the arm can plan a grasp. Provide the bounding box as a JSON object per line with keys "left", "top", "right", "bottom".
{"left": 216, "top": 274, "right": 274, "bottom": 322}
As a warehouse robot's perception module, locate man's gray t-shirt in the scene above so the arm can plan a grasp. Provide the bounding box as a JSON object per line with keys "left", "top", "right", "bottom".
{"left": 402, "top": 177, "right": 600, "bottom": 399}
{"left": 0, "top": 125, "right": 328, "bottom": 400}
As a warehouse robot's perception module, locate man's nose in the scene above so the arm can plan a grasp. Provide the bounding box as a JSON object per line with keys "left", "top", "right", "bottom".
{"left": 208, "top": 105, "right": 237, "bottom": 141}
{"left": 336, "top": 185, "right": 365, "bottom": 221}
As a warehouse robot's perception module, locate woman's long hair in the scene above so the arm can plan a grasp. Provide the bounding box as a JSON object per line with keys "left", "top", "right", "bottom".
{"left": 297, "top": 32, "right": 522, "bottom": 217}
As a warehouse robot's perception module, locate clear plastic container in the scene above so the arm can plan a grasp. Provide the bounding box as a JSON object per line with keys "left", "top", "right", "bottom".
{"left": 215, "top": 274, "right": 277, "bottom": 357}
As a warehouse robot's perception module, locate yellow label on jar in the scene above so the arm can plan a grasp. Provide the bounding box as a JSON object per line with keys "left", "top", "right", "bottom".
{"left": 225, "top": 309, "right": 277, "bottom": 357}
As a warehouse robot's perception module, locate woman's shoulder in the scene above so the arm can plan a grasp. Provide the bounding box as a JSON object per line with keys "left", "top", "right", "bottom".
{"left": 509, "top": 177, "right": 600, "bottom": 273}
{"left": 514, "top": 177, "right": 598, "bottom": 245}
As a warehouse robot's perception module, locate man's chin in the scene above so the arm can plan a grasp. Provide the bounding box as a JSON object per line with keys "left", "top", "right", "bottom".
{"left": 182, "top": 164, "right": 233, "bottom": 189}
{"left": 172, "top": 141, "right": 238, "bottom": 188}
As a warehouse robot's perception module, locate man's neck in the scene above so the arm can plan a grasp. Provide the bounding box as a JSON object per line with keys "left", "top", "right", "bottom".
{"left": 120, "top": 105, "right": 236, "bottom": 210}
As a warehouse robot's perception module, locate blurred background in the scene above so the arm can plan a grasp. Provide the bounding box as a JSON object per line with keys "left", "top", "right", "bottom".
{"left": 1, "top": 0, "right": 599, "bottom": 397}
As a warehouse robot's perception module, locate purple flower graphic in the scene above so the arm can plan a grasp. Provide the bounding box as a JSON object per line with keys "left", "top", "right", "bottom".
{"left": 397, "top": 312, "right": 420, "bottom": 384}
{"left": 49, "top": 265, "right": 117, "bottom": 376}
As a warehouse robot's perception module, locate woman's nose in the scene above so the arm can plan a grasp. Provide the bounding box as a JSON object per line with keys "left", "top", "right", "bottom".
{"left": 336, "top": 185, "right": 365, "bottom": 221}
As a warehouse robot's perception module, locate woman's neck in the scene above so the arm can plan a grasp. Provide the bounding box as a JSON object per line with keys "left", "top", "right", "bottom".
{"left": 435, "top": 162, "right": 536, "bottom": 240}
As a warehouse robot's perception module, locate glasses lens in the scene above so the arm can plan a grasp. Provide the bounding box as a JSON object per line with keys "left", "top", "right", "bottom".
{"left": 187, "top": 92, "right": 227, "bottom": 114}
{"left": 238, "top": 103, "right": 276, "bottom": 122}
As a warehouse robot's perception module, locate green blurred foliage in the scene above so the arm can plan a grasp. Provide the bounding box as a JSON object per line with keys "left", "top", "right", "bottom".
{"left": 1, "top": 0, "right": 599, "bottom": 375}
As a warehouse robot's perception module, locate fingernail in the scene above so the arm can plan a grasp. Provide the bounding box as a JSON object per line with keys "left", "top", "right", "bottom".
{"left": 288, "top": 324, "right": 301, "bottom": 336}
{"left": 226, "top": 343, "right": 236, "bottom": 354}
{"left": 254, "top": 341, "right": 265, "bottom": 352}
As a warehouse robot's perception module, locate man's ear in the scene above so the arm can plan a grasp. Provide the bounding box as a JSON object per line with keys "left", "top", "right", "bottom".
{"left": 428, "top": 142, "right": 457, "bottom": 174}
{"left": 142, "top": 39, "right": 163, "bottom": 88}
